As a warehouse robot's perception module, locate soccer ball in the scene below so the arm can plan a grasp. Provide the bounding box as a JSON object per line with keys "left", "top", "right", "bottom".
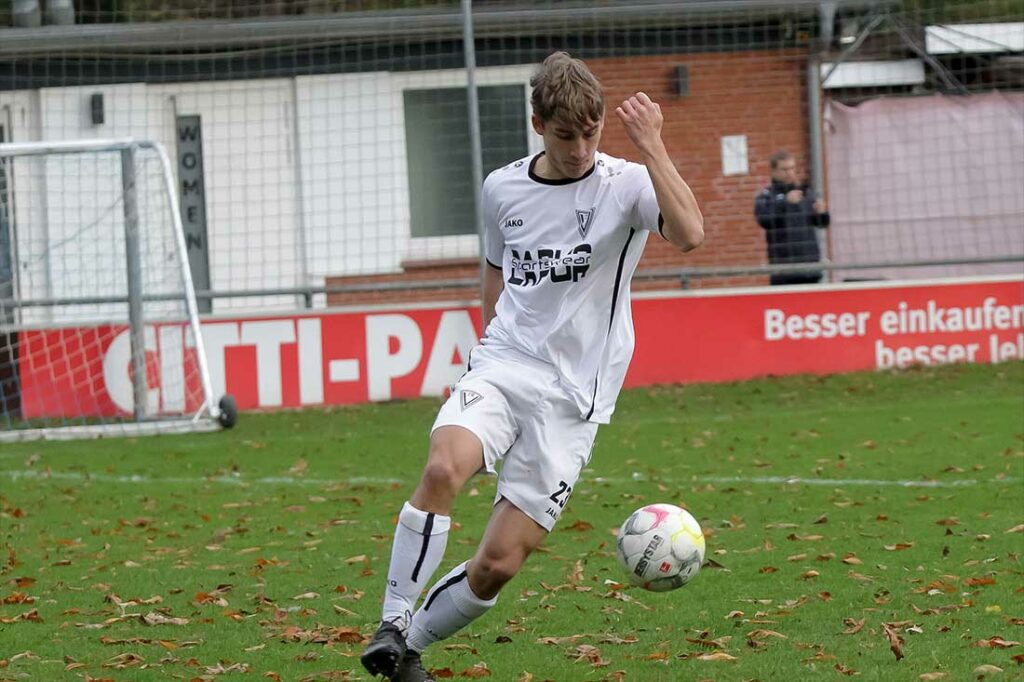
{"left": 616, "top": 503, "right": 706, "bottom": 592}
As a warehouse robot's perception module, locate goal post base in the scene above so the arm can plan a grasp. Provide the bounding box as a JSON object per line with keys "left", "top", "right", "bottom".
{"left": 0, "top": 418, "right": 223, "bottom": 443}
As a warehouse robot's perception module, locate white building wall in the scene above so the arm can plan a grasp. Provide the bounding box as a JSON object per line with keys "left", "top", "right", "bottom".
{"left": 2, "top": 64, "right": 539, "bottom": 322}
{"left": 149, "top": 79, "right": 302, "bottom": 312}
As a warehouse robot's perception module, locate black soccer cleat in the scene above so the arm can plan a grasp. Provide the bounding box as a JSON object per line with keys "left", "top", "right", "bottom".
{"left": 391, "top": 650, "right": 435, "bottom": 682}
{"left": 360, "top": 621, "right": 407, "bottom": 678}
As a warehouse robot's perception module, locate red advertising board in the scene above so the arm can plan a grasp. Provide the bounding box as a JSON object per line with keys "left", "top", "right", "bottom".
{"left": 17, "top": 277, "right": 1023, "bottom": 418}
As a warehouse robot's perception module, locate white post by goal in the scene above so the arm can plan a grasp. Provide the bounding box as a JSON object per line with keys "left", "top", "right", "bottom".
{"left": 0, "top": 138, "right": 234, "bottom": 442}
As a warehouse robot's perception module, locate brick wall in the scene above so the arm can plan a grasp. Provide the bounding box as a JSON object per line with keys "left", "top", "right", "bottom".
{"left": 592, "top": 50, "right": 811, "bottom": 288}
{"left": 328, "top": 49, "right": 811, "bottom": 306}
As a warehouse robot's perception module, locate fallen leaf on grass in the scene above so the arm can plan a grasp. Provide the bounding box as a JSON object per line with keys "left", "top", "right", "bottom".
{"left": 913, "top": 602, "right": 966, "bottom": 614}
{"left": 882, "top": 622, "right": 905, "bottom": 661}
{"left": 563, "top": 520, "right": 593, "bottom": 532}
{"left": 686, "top": 633, "right": 732, "bottom": 649}
{"left": 102, "top": 653, "right": 144, "bottom": 669}
{"left": 919, "top": 673, "right": 948, "bottom": 680}
{"left": 599, "top": 634, "right": 638, "bottom": 645}
{"left": 914, "top": 580, "right": 957, "bottom": 594}
{"left": 974, "top": 636, "right": 1020, "bottom": 648}
{"left": 0, "top": 608, "right": 41, "bottom": 623}
{"left": 193, "top": 584, "right": 232, "bottom": 607}
{"left": 834, "top": 662, "right": 859, "bottom": 676}
{"left": 973, "top": 665, "right": 1003, "bottom": 674}
{"left": 460, "top": 662, "right": 492, "bottom": 677}
{"left": 884, "top": 543, "right": 914, "bottom": 551}
{"left": 747, "top": 629, "right": 786, "bottom": 640}
{"left": 207, "top": 662, "right": 251, "bottom": 674}
{"left": 843, "top": 618, "right": 865, "bottom": 635}
{"left": 601, "top": 590, "right": 651, "bottom": 610}
{"left": 695, "top": 651, "right": 736, "bottom": 661}
{"left": 567, "top": 644, "right": 610, "bottom": 667}
{"left": 2, "top": 592, "right": 34, "bottom": 605}
{"left": 1005, "top": 524, "right": 1024, "bottom": 534}
{"left": 443, "top": 644, "right": 475, "bottom": 652}
{"left": 536, "top": 635, "right": 587, "bottom": 645}
{"left": 964, "top": 577, "right": 997, "bottom": 587}
{"left": 141, "top": 612, "right": 189, "bottom": 626}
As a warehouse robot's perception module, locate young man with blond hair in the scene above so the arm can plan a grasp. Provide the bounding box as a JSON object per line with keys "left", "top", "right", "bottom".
{"left": 361, "top": 51, "right": 704, "bottom": 681}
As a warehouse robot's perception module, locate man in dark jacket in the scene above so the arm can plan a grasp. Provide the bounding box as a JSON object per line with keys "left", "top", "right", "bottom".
{"left": 755, "top": 150, "right": 830, "bottom": 285}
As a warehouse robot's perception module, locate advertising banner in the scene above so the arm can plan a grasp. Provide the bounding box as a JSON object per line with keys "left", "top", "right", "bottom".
{"left": 17, "top": 277, "right": 1023, "bottom": 418}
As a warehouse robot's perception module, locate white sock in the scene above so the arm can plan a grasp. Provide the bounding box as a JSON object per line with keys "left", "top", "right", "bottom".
{"left": 380, "top": 502, "right": 451, "bottom": 631}
{"left": 405, "top": 561, "right": 497, "bottom": 653}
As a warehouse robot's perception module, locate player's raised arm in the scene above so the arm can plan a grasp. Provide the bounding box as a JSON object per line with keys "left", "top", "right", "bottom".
{"left": 615, "top": 92, "right": 704, "bottom": 252}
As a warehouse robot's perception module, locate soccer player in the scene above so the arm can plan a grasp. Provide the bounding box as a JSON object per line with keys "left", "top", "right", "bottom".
{"left": 360, "top": 51, "right": 704, "bottom": 681}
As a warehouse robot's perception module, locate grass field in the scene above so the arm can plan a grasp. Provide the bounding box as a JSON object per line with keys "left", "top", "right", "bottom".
{"left": 1, "top": 362, "right": 1022, "bottom": 681}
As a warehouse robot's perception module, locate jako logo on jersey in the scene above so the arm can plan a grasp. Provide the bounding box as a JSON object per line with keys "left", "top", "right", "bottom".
{"left": 503, "top": 217, "right": 524, "bottom": 229}
{"left": 507, "top": 245, "right": 592, "bottom": 287}
{"left": 460, "top": 389, "right": 483, "bottom": 410}
{"left": 575, "top": 207, "right": 596, "bottom": 238}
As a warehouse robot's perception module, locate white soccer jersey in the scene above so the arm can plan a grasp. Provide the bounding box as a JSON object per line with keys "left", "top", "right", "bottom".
{"left": 481, "top": 151, "right": 664, "bottom": 424}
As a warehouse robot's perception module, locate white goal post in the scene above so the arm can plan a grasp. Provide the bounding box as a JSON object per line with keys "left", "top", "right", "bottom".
{"left": 0, "top": 138, "right": 234, "bottom": 442}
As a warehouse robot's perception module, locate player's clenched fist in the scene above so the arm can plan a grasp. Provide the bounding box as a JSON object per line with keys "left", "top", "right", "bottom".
{"left": 615, "top": 92, "right": 664, "bottom": 154}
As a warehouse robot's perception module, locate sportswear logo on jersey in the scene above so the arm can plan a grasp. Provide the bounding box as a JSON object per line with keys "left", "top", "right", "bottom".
{"left": 460, "top": 390, "right": 483, "bottom": 411}
{"left": 575, "top": 208, "right": 596, "bottom": 238}
{"left": 503, "top": 217, "right": 524, "bottom": 229}
{"left": 507, "top": 244, "right": 592, "bottom": 287}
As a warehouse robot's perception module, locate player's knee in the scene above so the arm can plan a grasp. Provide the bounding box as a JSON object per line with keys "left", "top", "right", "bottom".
{"left": 420, "top": 457, "right": 462, "bottom": 496}
{"left": 469, "top": 551, "right": 520, "bottom": 594}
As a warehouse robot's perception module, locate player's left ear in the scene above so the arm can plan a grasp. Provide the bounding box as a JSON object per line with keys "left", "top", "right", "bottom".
{"left": 530, "top": 114, "right": 545, "bottom": 137}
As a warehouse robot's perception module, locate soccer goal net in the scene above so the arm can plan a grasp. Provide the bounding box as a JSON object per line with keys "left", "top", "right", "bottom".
{"left": 0, "top": 138, "right": 232, "bottom": 442}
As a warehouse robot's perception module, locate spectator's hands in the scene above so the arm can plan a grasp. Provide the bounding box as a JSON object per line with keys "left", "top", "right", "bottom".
{"left": 615, "top": 92, "right": 664, "bottom": 155}
{"left": 786, "top": 189, "right": 804, "bottom": 204}
{"left": 813, "top": 198, "right": 827, "bottom": 213}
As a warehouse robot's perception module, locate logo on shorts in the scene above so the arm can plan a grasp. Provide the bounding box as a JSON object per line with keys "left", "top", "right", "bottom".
{"left": 460, "top": 389, "right": 483, "bottom": 411}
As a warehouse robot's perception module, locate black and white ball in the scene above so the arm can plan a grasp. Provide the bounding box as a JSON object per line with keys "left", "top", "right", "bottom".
{"left": 616, "top": 503, "right": 706, "bottom": 592}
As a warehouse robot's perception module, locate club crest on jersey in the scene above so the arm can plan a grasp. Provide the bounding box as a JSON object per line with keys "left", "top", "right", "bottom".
{"left": 575, "top": 207, "right": 596, "bottom": 238}
{"left": 460, "top": 389, "right": 483, "bottom": 411}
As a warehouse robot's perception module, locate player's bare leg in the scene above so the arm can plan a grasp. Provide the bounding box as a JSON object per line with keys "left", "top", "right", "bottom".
{"left": 361, "top": 426, "right": 484, "bottom": 679}
{"left": 467, "top": 498, "right": 548, "bottom": 598}
{"left": 403, "top": 498, "right": 547, "bottom": 665}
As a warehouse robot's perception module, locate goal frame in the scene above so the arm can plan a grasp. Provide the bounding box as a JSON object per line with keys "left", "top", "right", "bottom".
{"left": 0, "top": 138, "right": 226, "bottom": 442}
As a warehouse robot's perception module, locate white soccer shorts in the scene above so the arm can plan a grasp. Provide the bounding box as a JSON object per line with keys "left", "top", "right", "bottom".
{"left": 431, "top": 344, "right": 598, "bottom": 532}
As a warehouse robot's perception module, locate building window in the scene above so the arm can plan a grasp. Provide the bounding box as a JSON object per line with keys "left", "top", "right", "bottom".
{"left": 404, "top": 84, "right": 528, "bottom": 239}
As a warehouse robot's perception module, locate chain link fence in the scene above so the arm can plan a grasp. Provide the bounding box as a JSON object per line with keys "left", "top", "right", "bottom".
{"left": 1, "top": 0, "right": 1022, "bottom": 319}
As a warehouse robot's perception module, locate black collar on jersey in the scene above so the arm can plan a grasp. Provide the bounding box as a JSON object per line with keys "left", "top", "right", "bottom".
{"left": 528, "top": 152, "right": 597, "bottom": 186}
